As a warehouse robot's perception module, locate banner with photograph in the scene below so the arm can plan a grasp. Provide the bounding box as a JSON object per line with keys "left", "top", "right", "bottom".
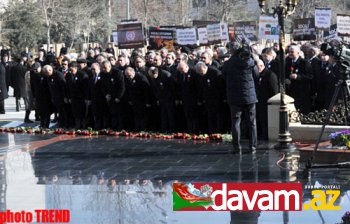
{"left": 315, "top": 7, "right": 331, "bottom": 30}
{"left": 323, "top": 24, "right": 337, "bottom": 41}
{"left": 337, "top": 14, "right": 350, "bottom": 37}
{"left": 230, "top": 21, "right": 258, "bottom": 43}
{"left": 220, "top": 23, "right": 229, "bottom": 42}
{"left": 197, "top": 27, "right": 208, "bottom": 45}
{"left": 258, "top": 16, "right": 279, "bottom": 40}
{"left": 176, "top": 28, "right": 197, "bottom": 45}
{"left": 117, "top": 23, "right": 144, "bottom": 49}
{"left": 293, "top": 18, "right": 316, "bottom": 41}
{"left": 148, "top": 28, "right": 175, "bottom": 50}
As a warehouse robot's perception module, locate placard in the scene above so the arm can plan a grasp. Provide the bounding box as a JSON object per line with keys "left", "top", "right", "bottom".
{"left": 258, "top": 16, "right": 279, "bottom": 40}
{"left": 176, "top": 28, "right": 197, "bottom": 45}
{"left": 315, "top": 7, "right": 331, "bottom": 30}
{"left": 117, "top": 23, "right": 144, "bottom": 49}
{"left": 148, "top": 28, "right": 175, "bottom": 50}
{"left": 293, "top": 18, "right": 316, "bottom": 41}
{"left": 230, "top": 21, "right": 258, "bottom": 42}
{"left": 337, "top": 14, "right": 350, "bottom": 37}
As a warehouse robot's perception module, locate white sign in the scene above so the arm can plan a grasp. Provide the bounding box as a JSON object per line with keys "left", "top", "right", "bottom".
{"left": 176, "top": 28, "right": 197, "bottom": 45}
{"left": 220, "top": 22, "right": 229, "bottom": 42}
{"left": 258, "top": 16, "right": 279, "bottom": 40}
{"left": 112, "top": 31, "right": 118, "bottom": 44}
{"left": 337, "top": 14, "right": 350, "bottom": 37}
{"left": 315, "top": 7, "right": 331, "bottom": 30}
{"left": 197, "top": 27, "right": 208, "bottom": 45}
{"left": 207, "top": 23, "right": 221, "bottom": 42}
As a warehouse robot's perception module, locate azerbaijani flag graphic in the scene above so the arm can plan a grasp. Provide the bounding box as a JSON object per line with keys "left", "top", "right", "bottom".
{"left": 173, "top": 182, "right": 213, "bottom": 211}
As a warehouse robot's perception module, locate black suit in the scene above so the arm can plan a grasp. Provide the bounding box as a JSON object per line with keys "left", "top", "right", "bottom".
{"left": 315, "top": 62, "right": 337, "bottom": 110}
{"left": 285, "top": 57, "right": 313, "bottom": 115}
{"left": 150, "top": 70, "right": 176, "bottom": 133}
{"left": 197, "top": 67, "right": 226, "bottom": 134}
{"left": 178, "top": 68, "right": 201, "bottom": 134}
{"left": 47, "top": 70, "right": 68, "bottom": 128}
{"left": 33, "top": 73, "right": 52, "bottom": 128}
{"left": 102, "top": 68, "right": 125, "bottom": 130}
{"left": 88, "top": 72, "right": 108, "bottom": 129}
{"left": 125, "top": 73, "right": 151, "bottom": 131}
{"left": 265, "top": 59, "right": 280, "bottom": 80}
{"left": 309, "top": 56, "right": 322, "bottom": 107}
{"left": 255, "top": 68, "right": 278, "bottom": 140}
{"left": 66, "top": 70, "right": 89, "bottom": 129}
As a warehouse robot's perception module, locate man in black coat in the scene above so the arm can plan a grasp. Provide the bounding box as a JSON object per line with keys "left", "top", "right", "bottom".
{"left": 315, "top": 54, "right": 337, "bottom": 110}
{"left": 77, "top": 58, "right": 93, "bottom": 79}
{"left": 66, "top": 62, "right": 89, "bottom": 129}
{"left": 101, "top": 60, "right": 125, "bottom": 130}
{"left": 124, "top": 67, "right": 151, "bottom": 131}
{"left": 177, "top": 62, "right": 201, "bottom": 134}
{"left": 0, "top": 62, "right": 8, "bottom": 114}
{"left": 255, "top": 60, "right": 279, "bottom": 140}
{"left": 262, "top": 48, "right": 279, "bottom": 79}
{"left": 222, "top": 43, "right": 258, "bottom": 153}
{"left": 149, "top": 66, "right": 177, "bottom": 133}
{"left": 87, "top": 63, "right": 107, "bottom": 130}
{"left": 308, "top": 47, "right": 322, "bottom": 110}
{"left": 12, "top": 56, "right": 27, "bottom": 111}
{"left": 32, "top": 63, "right": 52, "bottom": 128}
{"left": 43, "top": 65, "right": 68, "bottom": 128}
{"left": 1, "top": 54, "right": 12, "bottom": 93}
{"left": 285, "top": 45, "right": 313, "bottom": 115}
{"left": 196, "top": 61, "right": 226, "bottom": 134}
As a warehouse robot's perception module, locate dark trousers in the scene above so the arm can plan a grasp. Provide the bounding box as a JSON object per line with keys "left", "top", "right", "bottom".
{"left": 184, "top": 107, "right": 199, "bottom": 134}
{"left": 134, "top": 112, "right": 148, "bottom": 132}
{"left": 0, "top": 100, "right": 4, "bottom": 113}
{"left": 160, "top": 104, "right": 175, "bottom": 133}
{"left": 207, "top": 110, "right": 224, "bottom": 134}
{"left": 230, "top": 104, "right": 257, "bottom": 150}
{"left": 40, "top": 112, "right": 51, "bottom": 128}
{"left": 256, "top": 102, "right": 268, "bottom": 140}
{"left": 55, "top": 104, "right": 67, "bottom": 128}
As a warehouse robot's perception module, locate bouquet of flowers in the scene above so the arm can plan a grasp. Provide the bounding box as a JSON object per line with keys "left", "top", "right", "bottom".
{"left": 329, "top": 130, "right": 350, "bottom": 149}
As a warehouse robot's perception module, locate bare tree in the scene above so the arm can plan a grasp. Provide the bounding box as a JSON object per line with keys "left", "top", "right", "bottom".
{"left": 41, "top": 0, "right": 62, "bottom": 51}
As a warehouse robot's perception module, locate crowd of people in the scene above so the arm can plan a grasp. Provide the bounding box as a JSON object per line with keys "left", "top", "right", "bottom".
{"left": 0, "top": 40, "right": 339, "bottom": 150}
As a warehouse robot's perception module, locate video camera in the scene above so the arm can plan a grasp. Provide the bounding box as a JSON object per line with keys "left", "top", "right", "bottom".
{"left": 321, "top": 41, "right": 350, "bottom": 77}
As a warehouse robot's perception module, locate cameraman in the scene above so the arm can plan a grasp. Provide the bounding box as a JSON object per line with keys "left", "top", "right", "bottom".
{"left": 222, "top": 42, "right": 258, "bottom": 154}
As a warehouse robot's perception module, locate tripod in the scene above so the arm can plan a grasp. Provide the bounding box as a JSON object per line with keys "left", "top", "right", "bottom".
{"left": 306, "top": 77, "right": 350, "bottom": 169}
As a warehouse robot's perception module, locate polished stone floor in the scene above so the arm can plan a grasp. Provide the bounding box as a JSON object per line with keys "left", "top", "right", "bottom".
{"left": 0, "top": 133, "right": 349, "bottom": 224}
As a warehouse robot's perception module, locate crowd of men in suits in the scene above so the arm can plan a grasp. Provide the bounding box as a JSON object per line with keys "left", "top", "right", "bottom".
{"left": 0, "top": 41, "right": 339, "bottom": 143}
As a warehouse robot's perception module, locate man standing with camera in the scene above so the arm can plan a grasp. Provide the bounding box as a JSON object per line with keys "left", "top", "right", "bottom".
{"left": 222, "top": 42, "right": 258, "bottom": 154}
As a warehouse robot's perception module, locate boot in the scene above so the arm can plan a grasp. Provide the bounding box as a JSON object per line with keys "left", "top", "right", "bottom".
{"left": 24, "top": 110, "right": 34, "bottom": 123}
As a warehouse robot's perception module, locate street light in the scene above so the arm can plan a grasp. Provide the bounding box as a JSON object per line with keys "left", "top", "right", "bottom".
{"left": 257, "top": 0, "right": 298, "bottom": 151}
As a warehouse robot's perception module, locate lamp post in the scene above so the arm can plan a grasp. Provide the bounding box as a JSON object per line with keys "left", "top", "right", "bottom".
{"left": 257, "top": 0, "right": 298, "bottom": 151}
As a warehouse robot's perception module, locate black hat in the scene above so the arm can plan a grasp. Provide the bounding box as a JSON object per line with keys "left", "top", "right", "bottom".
{"left": 77, "top": 58, "right": 87, "bottom": 64}
{"left": 32, "top": 62, "right": 41, "bottom": 70}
